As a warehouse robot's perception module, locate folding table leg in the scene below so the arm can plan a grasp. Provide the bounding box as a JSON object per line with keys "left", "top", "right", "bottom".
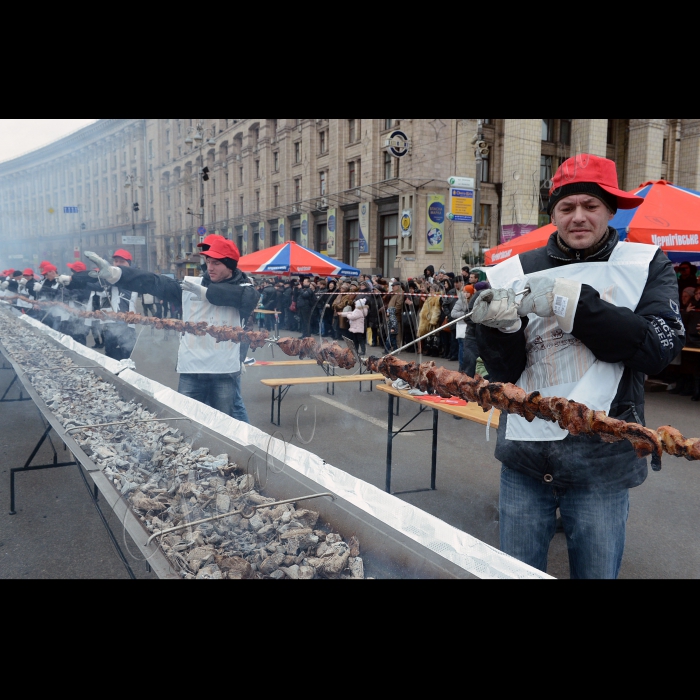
{"left": 431, "top": 409, "right": 439, "bottom": 490}
{"left": 386, "top": 394, "right": 394, "bottom": 493}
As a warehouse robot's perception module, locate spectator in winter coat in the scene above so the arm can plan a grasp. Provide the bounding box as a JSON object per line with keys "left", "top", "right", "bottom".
{"left": 297, "top": 278, "right": 318, "bottom": 338}
{"left": 452, "top": 283, "right": 478, "bottom": 376}
{"left": 333, "top": 284, "right": 354, "bottom": 338}
{"left": 358, "top": 281, "right": 381, "bottom": 347}
{"left": 323, "top": 280, "right": 339, "bottom": 338}
{"left": 386, "top": 281, "right": 405, "bottom": 346}
{"left": 339, "top": 299, "right": 368, "bottom": 355}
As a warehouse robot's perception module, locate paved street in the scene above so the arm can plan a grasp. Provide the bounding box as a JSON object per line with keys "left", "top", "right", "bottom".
{"left": 2, "top": 325, "right": 699, "bottom": 579}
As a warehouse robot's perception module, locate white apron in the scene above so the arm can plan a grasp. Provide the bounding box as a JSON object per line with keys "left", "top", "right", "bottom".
{"left": 97, "top": 287, "right": 137, "bottom": 328}
{"left": 177, "top": 276, "right": 242, "bottom": 375}
{"left": 16, "top": 284, "right": 33, "bottom": 310}
{"left": 487, "top": 242, "right": 658, "bottom": 442}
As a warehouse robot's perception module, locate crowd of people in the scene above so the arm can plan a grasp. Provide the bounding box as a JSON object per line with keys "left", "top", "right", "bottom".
{"left": 249, "top": 265, "right": 492, "bottom": 367}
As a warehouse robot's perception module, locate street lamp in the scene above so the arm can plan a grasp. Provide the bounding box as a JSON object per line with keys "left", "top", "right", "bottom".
{"left": 185, "top": 121, "right": 217, "bottom": 243}
{"left": 124, "top": 173, "right": 145, "bottom": 267}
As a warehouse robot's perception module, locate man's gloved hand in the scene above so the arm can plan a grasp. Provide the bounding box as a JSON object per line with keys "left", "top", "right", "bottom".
{"left": 518, "top": 276, "right": 582, "bottom": 334}
{"left": 471, "top": 288, "right": 522, "bottom": 330}
{"left": 57, "top": 275, "right": 72, "bottom": 286}
{"left": 19, "top": 278, "right": 27, "bottom": 286}
{"left": 0, "top": 281, "right": 9, "bottom": 290}
{"left": 182, "top": 280, "right": 208, "bottom": 301}
{"left": 85, "top": 251, "right": 122, "bottom": 285}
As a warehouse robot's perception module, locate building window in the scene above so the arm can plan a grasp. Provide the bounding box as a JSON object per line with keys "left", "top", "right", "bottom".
{"left": 294, "top": 178, "right": 302, "bottom": 202}
{"left": 480, "top": 152, "right": 490, "bottom": 183}
{"left": 319, "top": 130, "right": 327, "bottom": 154}
{"left": 383, "top": 152, "right": 393, "bottom": 180}
{"left": 540, "top": 155, "right": 553, "bottom": 187}
{"left": 607, "top": 119, "right": 616, "bottom": 146}
{"left": 348, "top": 161, "right": 356, "bottom": 189}
{"left": 239, "top": 167, "right": 244, "bottom": 186}
{"left": 273, "top": 151, "right": 279, "bottom": 171}
{"left": 384, "top": 119, "right": 394, "bottom": 131}
{"left": 560, "top": 119, "right": 572, "bottom": 146}
{"left": 291, "top": 226, "right": 300, "bottom": 244}
{"left": 253, "top": 226, "right": 260, "bottom": 252}
{"left": 316, "top": 223, "right": 328, "bottom": 253}
{"left": 478, "top": 203, "right": 492, "bottom": 227}
{"left": 320, "top": 171, "right": 327, "bottom": 196}
{"left": 255, "top": 160, "right": 260, "bottom": 179}
{"left": 346, "top": 219, "right": 360, "bottom": 268}
{"left": 255, "top": 190, "right": 260, "bottom": 212}
{"left": 542, "top": 119, "right": 555, "bottom": 142}
{"left": 381, "top": 214, "right": 399, "bottom": 278}
{"left": 348, "top": 119, "right": 356, "bottom": 144}
{"left": 274, "top": 185, "right": 279, "bottom": 207}
{"left": 663, "top": 138, "right": 668, "bottom": 163}
{"left": 294, "top": 142, "right": 302, "bottom": 164}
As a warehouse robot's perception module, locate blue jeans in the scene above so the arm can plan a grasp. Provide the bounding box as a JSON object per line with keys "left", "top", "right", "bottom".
{"left": 460, "top": 336, "right": 478, "bottom": 377}
{"left": 500, "top": 465, "right": 629, "bottom": 579}
{"left": 178, "top": 373, "right": 250, "bottom": 424}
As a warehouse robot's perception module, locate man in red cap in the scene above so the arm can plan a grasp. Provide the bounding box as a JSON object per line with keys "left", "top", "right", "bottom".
{"left": 83, "top": 237, "right": 259, "bottom": 422}
{"left": 472, "top": 154, "right": 685, "bottom": 579}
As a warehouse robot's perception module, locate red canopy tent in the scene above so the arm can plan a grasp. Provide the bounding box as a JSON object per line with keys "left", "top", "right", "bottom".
{"left": 484, "top": 180, "right": 700, "bottom": 265}
{"left": 484, "top": 225, "right": 555, "bottom": 265}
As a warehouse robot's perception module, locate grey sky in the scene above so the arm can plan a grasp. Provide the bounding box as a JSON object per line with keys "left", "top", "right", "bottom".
{"left": 0, "top": 119, "right": 98, "bottom": 163}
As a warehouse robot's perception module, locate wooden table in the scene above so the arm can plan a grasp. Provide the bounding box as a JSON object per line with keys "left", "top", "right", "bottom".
{"left": 683, "top": 347, "right": 700, "bottom": 354}
{"left": 376, "top": 383, "right": 500, "bottom": 495}
{"left": 261, "top": 374, "right": 384, "bottom": 426}
{"left": 247, "top": 360, "right": 318, "bottom": 367}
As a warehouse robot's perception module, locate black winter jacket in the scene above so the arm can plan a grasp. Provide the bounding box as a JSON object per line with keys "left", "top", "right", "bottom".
{"left": 261, "top": 284, "right": 278, "bottom": 311}
{"left": 476, "top": 230, "right": 685, "bottom": 490}
{"left": 296, "top": 286, "right": 317, "bottom": 312}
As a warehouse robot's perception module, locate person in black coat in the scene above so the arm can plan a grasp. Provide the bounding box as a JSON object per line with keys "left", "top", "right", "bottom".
{"left": 296, "top": 278, "right": 317, "bottom": 338}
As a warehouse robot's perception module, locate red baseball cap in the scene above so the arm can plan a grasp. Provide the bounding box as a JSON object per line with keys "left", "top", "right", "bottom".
{"left": 67, "top": 262, "right": 87, "bottom": 273}
{"left": 113, "top": 249, "right": 133, "bottom": 262}
{"left": 23, "top": 268, "right": 34, "bottom": 277}
{"left": 201, "top": 237, "right": 241, "bottom": 262}
{"left": 548, "top": 154, "right": 644, "bottom": 214}
{"left": 42, "top": 264, "right": 58, "bottom": 274}
{"left": 39, "top": 260, "right": 53, "bottom": 271}
{"left": 197, "top": 234, "right": 221, "bottom": 250}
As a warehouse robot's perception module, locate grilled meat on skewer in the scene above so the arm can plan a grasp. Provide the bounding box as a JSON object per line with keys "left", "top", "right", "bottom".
{"left": 276, "top": 337, "right": 357, "bottom": 369}
{"left": 365, "top": 356, "right": 700, "bottom": 464}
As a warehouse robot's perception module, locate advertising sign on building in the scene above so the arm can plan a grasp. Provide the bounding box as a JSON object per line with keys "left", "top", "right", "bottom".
{"left": 501, "top": 223, "right": 537, "bottom": 244}
{"left": 401, "top": 210, "right": 413, "bottom": 238}
{"left": 448, "top": 188, "right": 475, "bottom": 223}
{"left": 278, "top": 218, "right": 286, "bottom": 243}
{"left": 359, "top": 202, "right": 370, "bottom": 255}
{"left": 300, "top": 214, "right": 309, "bottom": 248}
{"left": 259, "top": 222, "right": 265, "bottom": 247}
{"left": 426, "top": 194, "right": 446, "bottom": 253}
{"left": 122, "top": 236, "right": 146, "bottom": 245}
{"left": 242, "top": 224, "right": 248, "bottom": 255}
{"left": 327, "top": 209, "right": 337, "bottom": 256}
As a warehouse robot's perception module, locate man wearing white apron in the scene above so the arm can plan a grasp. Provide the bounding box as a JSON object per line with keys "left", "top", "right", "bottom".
{"left": 81, "top": 238, "right": 259, "bottom": 423}
{"left": 472, "top": 155, "right": 685, "bottom": 579}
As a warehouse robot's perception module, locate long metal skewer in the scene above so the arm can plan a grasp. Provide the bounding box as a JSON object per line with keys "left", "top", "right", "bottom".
{"left": 145, "top": 492, "right": 336, "bottom": 547}
{"left": 385, "top": 289, "right": 528, "bottom": 358}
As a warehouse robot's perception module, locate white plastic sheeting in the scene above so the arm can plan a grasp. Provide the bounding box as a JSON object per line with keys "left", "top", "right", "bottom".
{"left": 10, "top": 307, "right": 552, "bottom": 580}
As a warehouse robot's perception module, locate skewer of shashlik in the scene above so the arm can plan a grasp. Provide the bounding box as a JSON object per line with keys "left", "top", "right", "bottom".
{"left": 276, "top": 337, "right": 358, "bottom": 370}
{"left": 365, "top": 355, "right": 700, "bottom": 466}
{"left": 16, "top": 301, "right": 270, "bottom": 348}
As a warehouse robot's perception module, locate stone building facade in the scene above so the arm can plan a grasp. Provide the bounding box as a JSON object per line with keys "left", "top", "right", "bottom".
{"left": 0, "top": 118, "right": 696, "bottom": 279}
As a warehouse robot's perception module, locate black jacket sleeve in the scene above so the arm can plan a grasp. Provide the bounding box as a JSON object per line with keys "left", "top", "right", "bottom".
{"left": 571, "top": 250, "right": 685, "bottom": 375}
{"left": 206, "top": 279, "right": 260, "bottom": 322}
{"left": 112, "top": 267, "right": 183, "bottom": 306}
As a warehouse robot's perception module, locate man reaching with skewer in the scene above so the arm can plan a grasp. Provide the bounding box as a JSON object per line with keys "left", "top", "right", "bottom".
{"left": 472, "top": 155, "right": 685, "bottom": 579}
{"left": 70, "top": 238, "right": 259, "bottom": 423}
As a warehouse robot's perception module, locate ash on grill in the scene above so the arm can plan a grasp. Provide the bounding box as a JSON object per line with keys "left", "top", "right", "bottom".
{"left": 0, "top": 309, "right": 364, "bottom": 580}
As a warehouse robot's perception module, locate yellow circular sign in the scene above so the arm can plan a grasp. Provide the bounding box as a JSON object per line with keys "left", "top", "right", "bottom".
{"left": 48, "top": 208, "right": 55, "bottom": 214}
{"left": 401, "top": 214, "right": 411, "bottom": 231}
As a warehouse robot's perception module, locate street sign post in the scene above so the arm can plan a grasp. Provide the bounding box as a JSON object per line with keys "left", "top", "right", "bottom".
{"left": 447, "top": 187, "right": 475, "bottom": 223}
{"left": 447, "top": 177, "right": 475, "bottom": 189}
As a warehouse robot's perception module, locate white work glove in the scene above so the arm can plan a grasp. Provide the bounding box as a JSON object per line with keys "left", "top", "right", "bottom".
{"left": 518, "top": 277, "right": 582, "bottom": 334}
{"left": 471, "top": 288, "right": 522, "bottom": 330}
{"left": 182, "top": 280, "right": 208, "bottom": 301}
{"left": 85, "top": 251, "right": 122, "bottom": 285}
{"left": 19, "top": 278, "right": 27, "bottom": 286}
{"left": 57, "top": 275, "right": 72, "bottom": 286}
{"left": 0, "top": 281, "right": 9, "bottom": 290}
